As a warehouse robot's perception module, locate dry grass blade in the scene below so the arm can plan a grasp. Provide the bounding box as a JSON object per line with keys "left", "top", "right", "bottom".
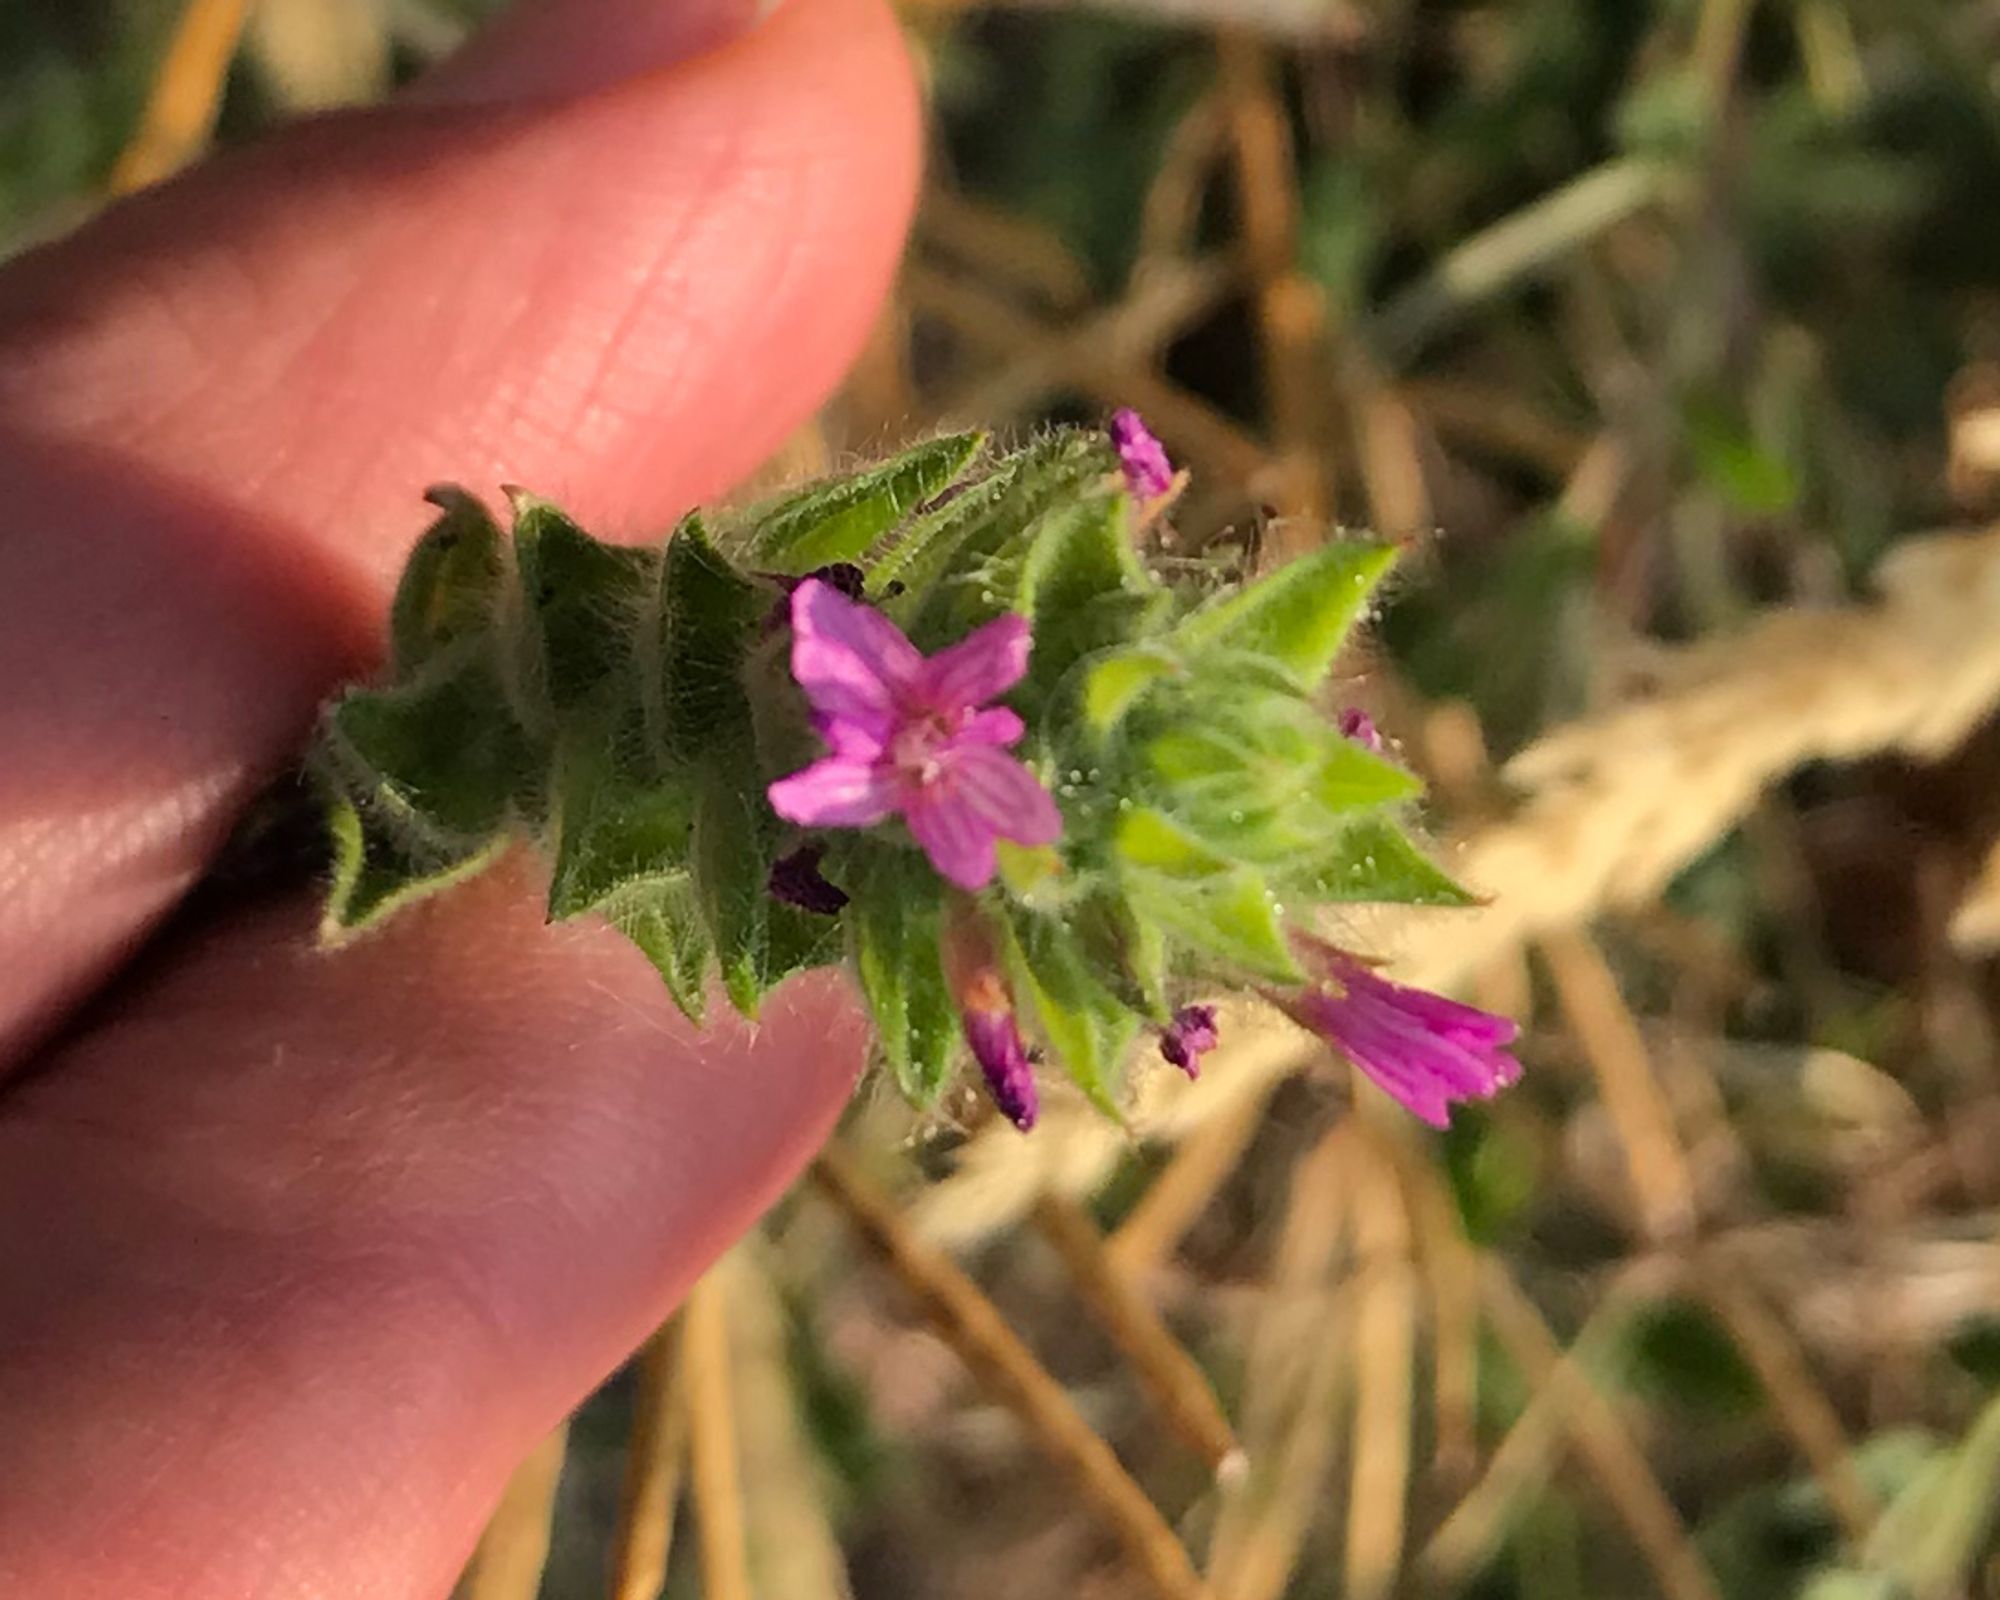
{"left": 920, "top": 187, "right": 1092, "bottom": 311}
{"left": 1697, "top": 1263, "right": 1879, "bottom": 1545}
{"left": 460, "top": 1424, "right": 570, "bottom": 1600}
{"left": 608, "top": 1323, "right": 687, "bottom": 1600}
{"left": 1135, "top": 94, "right": 1225, "bottom": 273}
{"left": 110, "top": 0, "right": 255, "bottom": 195}
{"left": 1206, "top": 1125, "right": 1354, "bottom": 1600}
{"left": 245, "top": 0, "right": 391, "bottom": 111}
{"left": 1420, "top": 1268, "right": 1661, "bottom": 1587}
{"left": 1343, "top": 1141, "right": 1418, "bottom": 1600}
{"left": 1110, "top": 1081, "right": 1273, "bottom": 1275}
{"left": 724, "top": 1251, "right": 855, "bottom": 1598}
{"left": 683, "top": 1273, "right": 751, "bottom": 1600}
{"left": 1372, "top": 160, "right": 1667, "bottom": 364}
{"left": 1478, "top": 1260, "right": 1722, "bottom": 1600}
{"left": 1542, "top": 931, "right": 1699, "bottom": 1242}
{"left": 812, "top": 1142, "right": 1207, "bottom": 1600}
{"left": 1032, "top": 1192, "right": 1242, "bottom": 1474}
{"left": 1217, "top": 27, "right": 1333, "bottom": 539}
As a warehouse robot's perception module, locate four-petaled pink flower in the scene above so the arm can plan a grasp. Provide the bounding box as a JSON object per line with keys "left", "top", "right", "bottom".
{"left": 1275, "top": 936, "right": 1520, "bottom": 1129}
{"left": 767, "top": 579, "right": 1063, "bottom": 891}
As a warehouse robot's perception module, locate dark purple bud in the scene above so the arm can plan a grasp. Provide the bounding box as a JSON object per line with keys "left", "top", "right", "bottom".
{"left": 1159, "top": 1003, "right": 1220, "bottom": 1078}
{"left": 1338, "top": 707, "right": 1384, "bottom": 753}
{"left": 767, "top": 844, "right": 848, "bottom": 915}
{"left": 1109, "top": 408, "right": 1174, "bottom": 501}
{"left": 761, "top": 563, "right": 868, "bottom": 631}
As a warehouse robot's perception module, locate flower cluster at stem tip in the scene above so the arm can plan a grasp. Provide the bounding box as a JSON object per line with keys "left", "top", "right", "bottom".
{"left": 764, "top": 410, "right": 1521, "bottom": 1133}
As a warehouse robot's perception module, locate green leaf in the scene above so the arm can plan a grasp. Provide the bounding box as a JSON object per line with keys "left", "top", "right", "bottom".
{"left": 1071, "top": 889, "right": 1170, "bottom": 1019}
{"left": 749, "top": 431, "right": 985, "bottom": 571}
{"left": 1170, "top": 540, "right": 1396, "bottom": 686}
{"left": 896, "top": 430, "right": 1119, "bottom": 649}
{"left": 317, "top": 656, "right": 535, "bottom": 852}
{"left": 1002, "top": 908, "right": 1136, "bottom": 1119}
{"left": 692, "top": 758, "right": 839, "bottom": 1018}
{"left": 547, "top": 742, "right": 699, "bottom": 918}
{"left": 651, "top": 513, "right": 764, "bottom": 761}
{"left": 1016, "top": 489, "right": 1164, "bottom": 703}
{"left": 1285, "top": 815, "right": 1477, "bottom": 906}
{"left": 1113, "top": 806, "right": 1231, "bottom": 877}
{"left": 1080, "top": 646, "right": 1181, "bottom": 734}
{"left": 320, "top": 793, "right": 508, "bottom": 939}
{"left": 389, "top": 486, "right": 505, "bottom": 675}
{"left": 1129, "top": 868, "right": 1303, "bottom": 983}
{"left": 1858, "top": 1391, "right": 2000, "bottom": 1600}
{"left": 848, "top": 855, "right": 957, "bottom": 1104}
{"left": 1684, "top": 396, "right": 1798, "bottom": 515}
{"left": 510, "top": 489, "right": 656, "bottom": 712}
{"left": 598, "top": 873, "right": 711, "bottom": 1022}
{"left": 1310, "top": 738, "right": 1423, "bottom": 811}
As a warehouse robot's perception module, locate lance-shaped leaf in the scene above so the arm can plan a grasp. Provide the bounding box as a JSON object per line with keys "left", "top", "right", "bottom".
{"left": 318, "top": 655, "right": 536, "bottom": 855}
{"left": 1002, "top": 908, "right": 1137, "bottom": 1119}
{"left": 510, "top": 490, "right": 657, "bottom": 713}
{"left": 692, "top": 756, "right": 840, "bottom": 1017}
{"left": 895, "top": 430, "right": 1119, "bottom": 649}
{"left": 649, "top": 513, "right": 764, "bottom": 761}
{"left": 1080, "top": 645, "right": 1182, "bottom": 735}
{"left": 547, "top": 738, "right": 700, "bottom": 918}
{"left": 1014, "top": 488, "right": 1166, "bottom": 709}
{"left": 1283, "top": 814, "right": 1477, "bottom": 907}
{"left": 1128, "top": 866, "right": 1304, "bottom": 983}
{"left": 748, "top": 431, "right": 985, "bottom": 571}
{"left": 1070, "top": 888, "right": 1170, "bottom": 1020}
{"left": 389, "top": 486, "right": 505, "bottom": 675}
{"left": 1170, "top": 539, "right": 1395, "bottom": 686}
{"left": 597, "top": 874, "right": 712, "bottom": 1022}
{"left": 847, "top": 853, "right": 956, "bottom": 1104}
{"left": 321, "top": 795, "right": 510, "bottom": 939}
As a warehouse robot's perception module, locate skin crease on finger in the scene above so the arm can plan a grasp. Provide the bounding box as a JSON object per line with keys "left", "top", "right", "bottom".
{"left": 0, "top": 0, "right": 920, "bottom": 1069}
{"left": 0, "top": 0, "right": 919, "bottom": 1593}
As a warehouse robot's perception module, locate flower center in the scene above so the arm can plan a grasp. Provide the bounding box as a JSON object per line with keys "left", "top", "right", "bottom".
{"left": 890, "top": 708, "right": 964, "bottom": 785}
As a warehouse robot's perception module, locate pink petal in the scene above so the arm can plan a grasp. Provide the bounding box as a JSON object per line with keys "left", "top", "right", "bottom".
{"left": 903, "top": 785, "right": 999, "bottom": 889}
{"left": 790, "top": 578, "right": 923, "bottom": 729}
{"left": 918, "top": 612, "right": 1031, "bottom": 710}
{"left": 950, "top": 746, "right": 1063, "bottom": 847}
{"left": 767, "top": 757, "right": 898, "bottom": 827}
{"left": 960, "top": 707, "right": 1026, "bottom": 747}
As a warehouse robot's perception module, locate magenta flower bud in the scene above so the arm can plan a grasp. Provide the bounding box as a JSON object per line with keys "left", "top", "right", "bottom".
{"left": 766, "top": 579, "right": 1063, "bottom": 890}
{"left": 1275, "top": 937, "right": 1520, "bottom": 1128}
{"left": 1159, "top": 1003, "right": 1220, "bottom": 1078}
{"left": 1109, "top": 408, "right": 1174, "bottom": 501}
{"left": 958, "top": 968, "right": 1039, "bottom": 1131}
{"left": 1337, "top": 707, "right": 1383, "bottom": 752}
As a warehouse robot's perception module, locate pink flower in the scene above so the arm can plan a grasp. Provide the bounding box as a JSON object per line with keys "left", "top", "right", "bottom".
{"left": 1109, "top": 408, "right": 1174, "bottom": 501}
{"left": 1159, "top": 1004, "right": 1220, "bottom": 1078}
{"left": 1275, "top": 938, "right": 1520, "bottom": 1128}
{"left": 766, "top": 579, "right": 1062, "bottom": 890}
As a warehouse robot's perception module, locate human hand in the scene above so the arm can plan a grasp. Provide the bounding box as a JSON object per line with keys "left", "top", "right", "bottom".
{"left": 0, "top": 1, "right": 917, "bottom": 1592}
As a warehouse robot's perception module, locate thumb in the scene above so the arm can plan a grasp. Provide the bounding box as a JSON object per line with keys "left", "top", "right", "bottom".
{"left": 0, "top": 0, "right": 919, "bottom": 1062}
